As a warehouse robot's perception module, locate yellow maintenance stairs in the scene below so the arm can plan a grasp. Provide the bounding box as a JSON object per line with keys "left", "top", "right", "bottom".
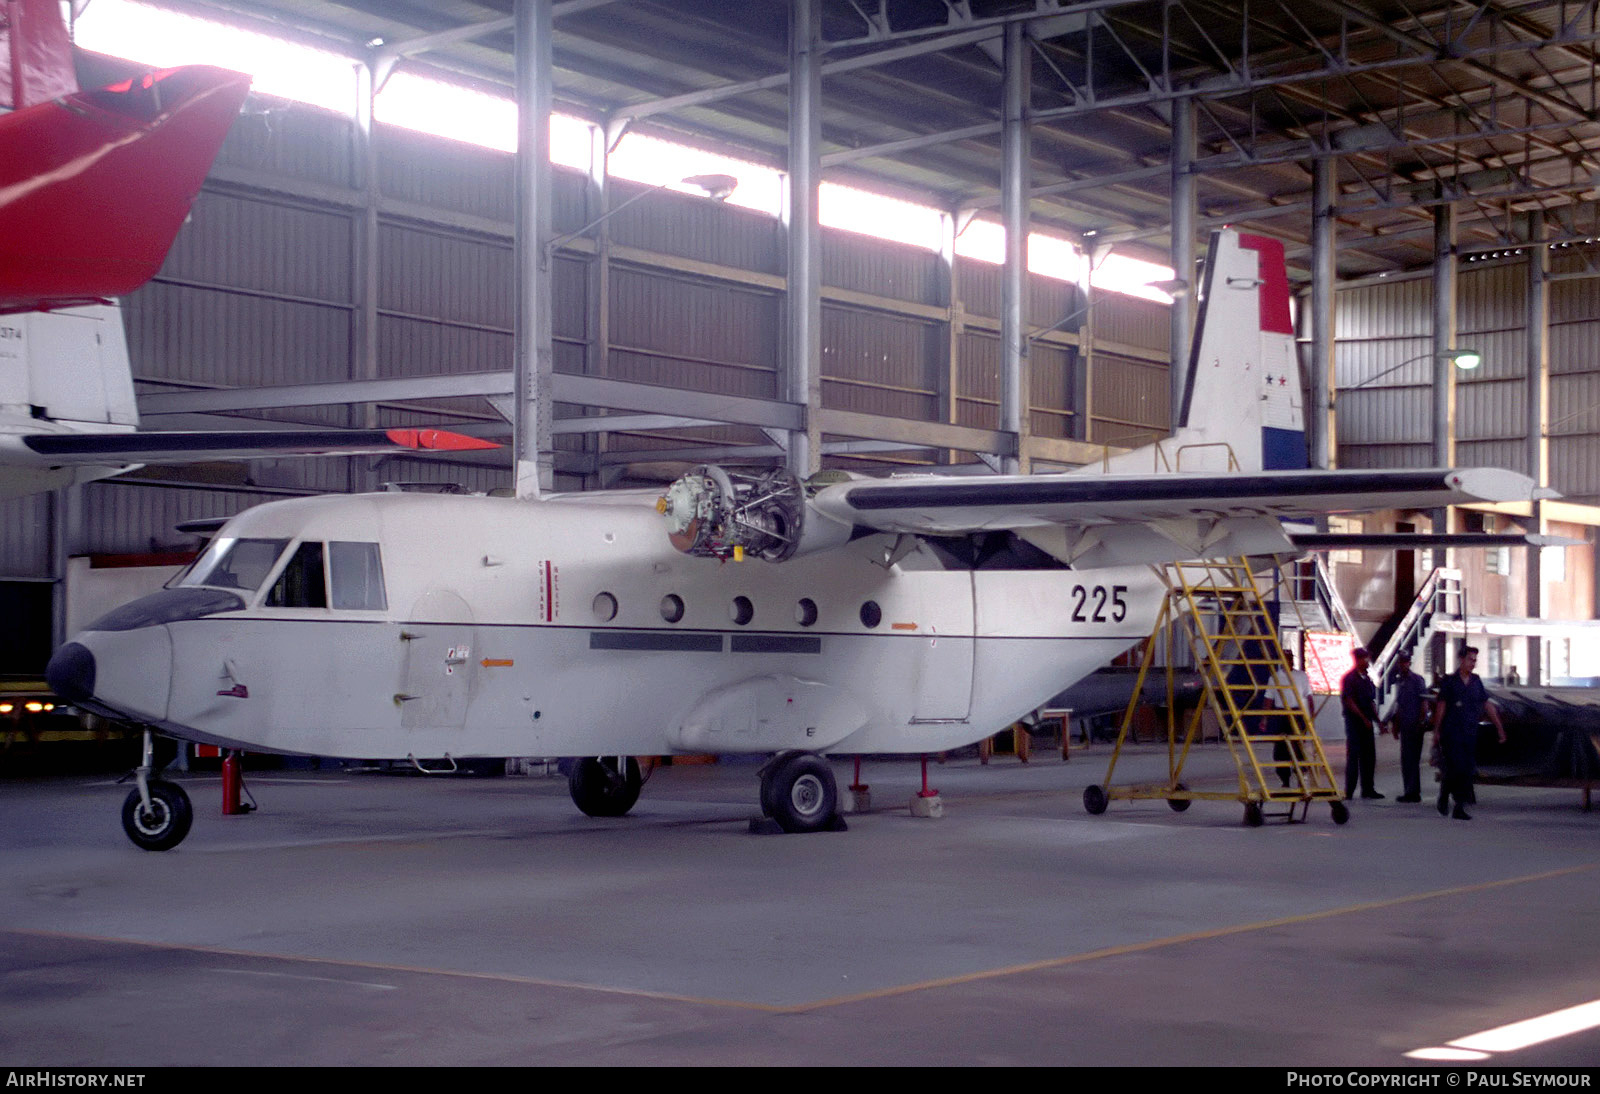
{"left": 1083, "top": 557, "right": 1350, "bottom": 827}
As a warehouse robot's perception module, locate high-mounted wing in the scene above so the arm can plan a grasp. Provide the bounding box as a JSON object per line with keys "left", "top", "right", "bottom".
{"left": 809, "top": 467, "right": 1549, "bottom": 569}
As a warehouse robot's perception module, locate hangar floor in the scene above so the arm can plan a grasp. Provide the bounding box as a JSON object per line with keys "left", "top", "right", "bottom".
{"left": 3, "top": 731, "right": 1598, "bottom": 1067}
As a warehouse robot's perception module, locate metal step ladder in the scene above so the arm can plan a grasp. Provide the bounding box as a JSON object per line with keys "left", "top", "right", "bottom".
{"left": 1084, "top": 558, "right": 1351, "bottom": 827}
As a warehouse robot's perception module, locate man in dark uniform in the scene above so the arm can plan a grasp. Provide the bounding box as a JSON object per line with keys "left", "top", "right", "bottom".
{"left": 1431, "top": 645, "right": 1507, "bottom": 820}
{"left": 1382, "top": 651, "right": 1431, "bottom": 803}
{"left": 1341, "top": 647, "right": 1383, "bottom": 800}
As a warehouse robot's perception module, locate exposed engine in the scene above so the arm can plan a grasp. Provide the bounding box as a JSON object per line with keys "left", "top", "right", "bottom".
{"left": 657, "top": 465, "right": 851, "bottom": 562}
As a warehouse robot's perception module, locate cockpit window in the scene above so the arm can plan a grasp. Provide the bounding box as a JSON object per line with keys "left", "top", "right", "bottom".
{"left": 266, "top": 541, "right": 328, "bottom": 609}
{"left": 176, "top": 537, "right": 291, "bottom": 594}
{"left": 329, "top": 542, "right": 387, "bottom": 611}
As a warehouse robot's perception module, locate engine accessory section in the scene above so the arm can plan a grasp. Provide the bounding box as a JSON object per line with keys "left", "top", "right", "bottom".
{"left": 658, "top": 466, "right": 811, "bottom": 562}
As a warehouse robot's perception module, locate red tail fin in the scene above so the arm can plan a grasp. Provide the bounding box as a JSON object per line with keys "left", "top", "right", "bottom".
{"left": 0, "top": 65, "right": 251, "bottom": 313}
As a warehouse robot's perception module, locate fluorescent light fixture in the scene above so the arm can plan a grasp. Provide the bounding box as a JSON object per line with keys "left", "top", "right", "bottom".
{"left": 1405, "top": 997, "right": 1600, "bottom": 1060}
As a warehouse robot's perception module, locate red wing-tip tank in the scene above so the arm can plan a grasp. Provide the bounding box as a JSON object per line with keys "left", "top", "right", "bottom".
{"left": 45, "top": 230, "right": 1551, "bottom": 849}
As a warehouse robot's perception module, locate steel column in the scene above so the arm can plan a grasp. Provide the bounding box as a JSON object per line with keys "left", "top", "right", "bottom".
{"left": 1000, "top": 19, "right": 1030, "bottom": 474}
{"left": 1525, "top": 210, "right": 1550, "bottom": 685}
{"left": 937, "top": 209, "right": 960, "bottom": 465}
{"left": 1310, "top": 156, "right": 1337, "bottom": 470}
{"left": 1431, "top": 202, "right": 1457, "bottom": 566}
{"left": 1170, "top": 97, "right": 1196, "bottom": 433}
{"left": 583, "top": 123, "right": 611, "bottom": 488}
{"left": 786, "top": 0, "right": 821, "bottom": 477}
{"left": 514, "top": 0, "right": 555, "bottom": 497}
{"left": 351, "top": 60, "right": 381, "bottom": 494}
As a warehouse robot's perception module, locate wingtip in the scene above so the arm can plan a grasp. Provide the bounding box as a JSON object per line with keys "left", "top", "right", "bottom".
{"left": 385, "top": 428, "right": 501, "bottom": 452}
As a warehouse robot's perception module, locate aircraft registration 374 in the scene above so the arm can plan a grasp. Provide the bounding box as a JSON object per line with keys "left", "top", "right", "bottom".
{"left": 47, "top": 230, "right": 1550, "bottom": 849}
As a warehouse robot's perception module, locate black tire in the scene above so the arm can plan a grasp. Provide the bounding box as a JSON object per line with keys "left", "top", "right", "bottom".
{"left": 1243, "top": 801, "right": 1264, "bottom": 828}
{"left": 120, "top": 780, "right": 193, "bottom": 852}
{"left": 1167, "top": 783, "right": 1191, "bottom": 813}
{"left": 763, "top": 753, "right": 837, "bottom": 834}
{"left": 1083, "top": 784, "right": 1109, "bottom": 815}
{"left": 1330, "top": 800, "right": 1351, "bottom": 825}
{"left": 568, "top": 757, "right": 642, "bottom": 817}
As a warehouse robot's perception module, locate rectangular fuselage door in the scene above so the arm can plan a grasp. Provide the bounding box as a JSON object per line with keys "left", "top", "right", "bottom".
{"left": 911, "top": 572, "right": 974, "bottom": 722}
{"left": 399, "top": 590, "right": 477, "bottom": 731}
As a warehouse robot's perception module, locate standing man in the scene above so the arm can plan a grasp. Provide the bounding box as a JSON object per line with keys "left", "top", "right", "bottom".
{"left": 1341, "top": 647, "right": 1383, "bottom": 800}
{"left": 1432, "top": 645, "right": 1507, "bottom": 820}
{"left": 1382, "top": 651, "right": 1431, "bottom": 803}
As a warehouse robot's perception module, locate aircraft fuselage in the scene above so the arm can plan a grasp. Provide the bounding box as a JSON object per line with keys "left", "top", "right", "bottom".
{"left": 52, "top": 489, "right": 1164, "bottom": 761}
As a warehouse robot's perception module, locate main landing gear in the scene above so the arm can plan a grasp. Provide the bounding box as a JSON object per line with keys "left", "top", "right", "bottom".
{"left": 759, "top": 751, "right": 843, "bottom": 833}
{"left": 568, "top": 756, "right": 643, "bottom": 817}
{"left": 121, "top": 729, "right": 193, "bottom": 852}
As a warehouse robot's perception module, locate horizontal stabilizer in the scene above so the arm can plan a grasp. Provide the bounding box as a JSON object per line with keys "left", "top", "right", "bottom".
{"left": 21, "top": 427, "right": 499, "bottom": 464}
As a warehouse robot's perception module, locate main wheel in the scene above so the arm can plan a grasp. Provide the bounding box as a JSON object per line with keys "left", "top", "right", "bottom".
{"left": 762, "top": 753, "right": 837, "bottom": 834}
{"left": 121, "top": 780, "right": 193, "bottom": 851}
{"left": 568, "top": 757, "right": 642, "bottom": 817}
{"left": 1083, "top": 784, "right": 1109, "bottom": 815}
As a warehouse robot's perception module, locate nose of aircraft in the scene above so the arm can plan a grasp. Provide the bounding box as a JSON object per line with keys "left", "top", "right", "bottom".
{"left": 46, "top": 642, "right": 95, "bottom": 704}
{"left": 47, "top": 628, "right": 173, "bottom": 725}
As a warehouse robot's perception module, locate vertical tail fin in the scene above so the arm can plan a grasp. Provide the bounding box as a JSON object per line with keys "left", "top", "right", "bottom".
{"left": 1174, "top": 230, "right": 1306, "bottom": 472}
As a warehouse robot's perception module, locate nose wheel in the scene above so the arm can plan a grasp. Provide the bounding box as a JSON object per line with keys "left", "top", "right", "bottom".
{"left": 120, "top": 728, "right": 194, "bottom": 851}
{"left": 121, "top": 779, "right": 193, "bottom": 851}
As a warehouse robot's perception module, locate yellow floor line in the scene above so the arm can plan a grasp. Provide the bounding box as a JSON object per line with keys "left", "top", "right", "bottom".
{"left": 785, "top": 863, "right": 1599, "bottom": 1012}
{"left": 9, "top": 863, "right": 1594, "bottom": 1016}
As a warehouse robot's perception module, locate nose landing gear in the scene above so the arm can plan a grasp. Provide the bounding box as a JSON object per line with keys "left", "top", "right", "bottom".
{"left": 120, "top": 729, "right": 194, "bottom": 851}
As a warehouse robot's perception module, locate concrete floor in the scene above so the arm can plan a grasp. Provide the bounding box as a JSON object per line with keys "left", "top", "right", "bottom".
{"left": 2, "top": 728, "right": 1598, "bottom": 1067}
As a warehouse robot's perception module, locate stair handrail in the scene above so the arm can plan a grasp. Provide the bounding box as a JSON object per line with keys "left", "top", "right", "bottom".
{"left": 1373, "top": 566, "right": 1463, "bottom": 701}
{"left": 1312, "top": 554, "right": 1360, "bottom": 639}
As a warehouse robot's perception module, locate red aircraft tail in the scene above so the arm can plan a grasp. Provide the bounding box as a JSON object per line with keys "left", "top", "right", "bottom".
{"left": 0, "top": 64, "right": 252, "bottom": 313}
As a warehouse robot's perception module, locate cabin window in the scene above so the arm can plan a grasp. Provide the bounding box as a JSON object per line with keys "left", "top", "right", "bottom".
{"left": 796, "top": 598, "right": 818, "bottom": 627}
{"left": 592, "top": 592, "right": 618, "bottom": 622}
{"left": 266, "top": 541, "right": 328, "bottom": 609}
{"left": 860, "top": 601, "right": 882, "bottom": 628}
{"left": 178, "top": 537, "right": 290, "bottom": 594}
{"left": 730, "top": 596, "right": 754, "bottom": 626}
{"left": 330, "top": 542, "right": 388, "bottom": 611}
{"left": 660, "top": 594, "right": 685, "bottom": 623}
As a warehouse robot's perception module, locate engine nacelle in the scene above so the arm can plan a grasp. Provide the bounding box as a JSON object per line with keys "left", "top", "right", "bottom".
{"left": 657, "top": 465, "right": 852, "bottom": 562}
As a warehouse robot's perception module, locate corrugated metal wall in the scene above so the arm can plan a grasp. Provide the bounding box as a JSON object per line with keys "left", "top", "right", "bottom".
{"left": 48, "top": 98, "right": 1179, "bottom": 585}
{"left": 0, "top": 494, "right": 52, "bottom": 579}
{"left": 1335, "top": 253, "right": 1600, "bottom": 501}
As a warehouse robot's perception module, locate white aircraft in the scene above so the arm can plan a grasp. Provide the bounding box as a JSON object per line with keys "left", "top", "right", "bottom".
{"left": 0, "top": 0, "right": 497, "bottom": 497}
{"left": 0, "top": 302, "right": 499, "bottom": 498}
{"left": 46, "top": 229, "right": 1548, "bottom": 850}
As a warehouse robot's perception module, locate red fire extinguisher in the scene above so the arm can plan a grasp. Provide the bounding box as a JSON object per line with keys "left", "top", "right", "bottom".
{"left": 222, "top": 751, "right": 245, "bottom": 815}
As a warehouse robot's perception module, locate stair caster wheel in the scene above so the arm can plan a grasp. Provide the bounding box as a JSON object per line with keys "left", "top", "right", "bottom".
{"left": 1243, "top": 801, "right": 1264, "bottom": 828}
{"left": 1330, "top": 800, "right": 1351, "bottom": 825}
{"left": 1083, "top": 784, "right": 1109, "bottom": 815}
{"left": 1167, "top": 783, "right": 1191, "bottom": 812}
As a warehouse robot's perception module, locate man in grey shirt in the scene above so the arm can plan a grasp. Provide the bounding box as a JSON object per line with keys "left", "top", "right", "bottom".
{"left": 1382, "top": 651, "right": 1430, "bottom": 803}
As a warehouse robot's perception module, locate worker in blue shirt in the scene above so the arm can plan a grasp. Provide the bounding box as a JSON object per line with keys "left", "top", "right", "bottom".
{"left": 1431, "top": 645, "right": 1507, "bottom": 820}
